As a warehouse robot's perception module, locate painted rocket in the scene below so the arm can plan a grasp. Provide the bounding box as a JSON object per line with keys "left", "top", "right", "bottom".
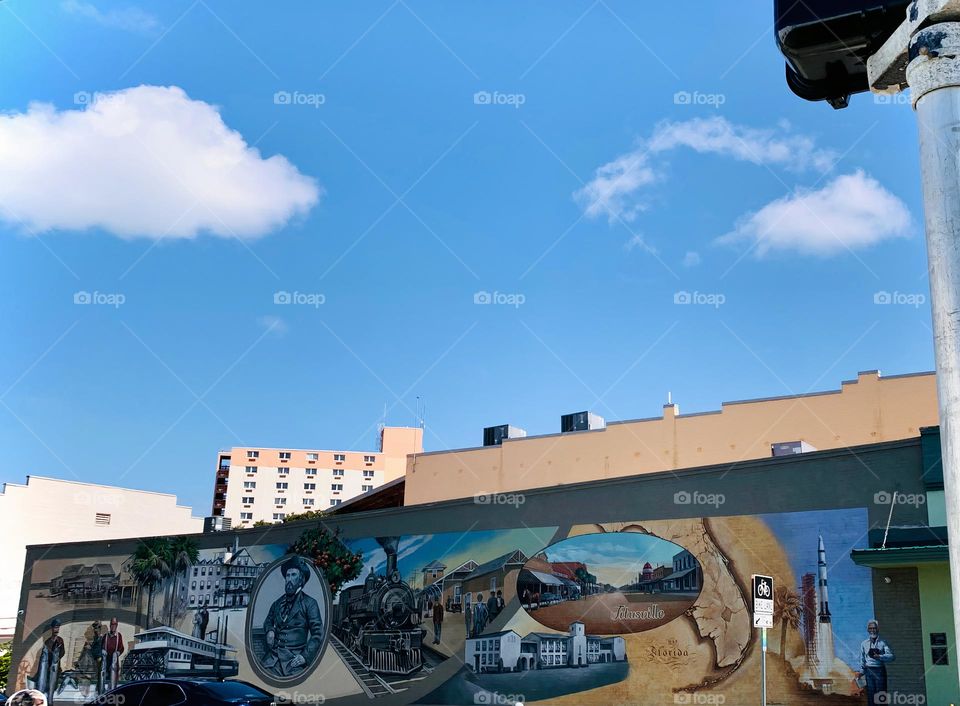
{"left": 817, "top": 534, "right": 831, "bottom": 622}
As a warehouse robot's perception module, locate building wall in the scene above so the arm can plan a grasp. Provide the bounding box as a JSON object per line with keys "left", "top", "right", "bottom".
{"left": 219, "top": 426, "right": 423, "bottom": 527}
{"left": 10, "top": 436, "right": 936, "bottom": 705}
{"left": 406, "top": 371, "right": 938, "bottom": 505}
{"left": 917, "top": 563, "right": 958, "bottom": 703}
{"left": 872, "top": 567, "right": 926, "bottom": 700}
{"left": 0, "top": 476, "right": 201, "bottom": 639}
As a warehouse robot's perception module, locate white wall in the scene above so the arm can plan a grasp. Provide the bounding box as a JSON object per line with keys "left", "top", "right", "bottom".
{"left": 0, "top": 476, "right": 202, "bottom": 640}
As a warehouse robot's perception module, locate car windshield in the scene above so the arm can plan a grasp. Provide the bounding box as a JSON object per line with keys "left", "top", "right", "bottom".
{"left": 195, "top": 682, "right": 271, "bottom": 700}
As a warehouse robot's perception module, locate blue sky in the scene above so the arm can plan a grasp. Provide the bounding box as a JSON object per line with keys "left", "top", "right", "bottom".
{"left": 0, "top": 0, "right": 934, "bottom": 515}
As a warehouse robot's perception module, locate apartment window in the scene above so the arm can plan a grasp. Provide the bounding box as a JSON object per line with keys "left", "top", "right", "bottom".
{"left": 275, "top": 497, "right": 287, "bottom": 506}
{"left": 362, "top": 485, "right": 373, "bottom": 492}
{"left": 363, "top": 470, "right": 374, "bottom": 478}
{"left": 240, "top": 512, "right": 252, "bottom": 520}
{"left": 329, "top": 499, "right": 341, "bottom": 506}
{"left": 245, "top": 466, "right": 257, "bottom": 474}
{"left": 242, "top": 496, "right": 254, "bottom": 504}
{"left": 306, "top": 453, "right": 318, "bottom": 462}
{"left": 304, "top": 483, "right": 316, "bottom": 491}
{"left": 305, "top": 467, "right": 316, "bottom": 476}
{"left": 303, "top": 498, "right": 315, "bottom": 506}
{"left": 95, "top": 513, "right": 111, "bottom": 526}
{"left": 279, "top": 452, "right": 291, "bottom": 462}
{"left": 333, "top": 453, "right": 345, "bottom": 462}
{"left": 273, "top": 513, "right": 286, "bottom": 521}
{"left": 243, "top": 481, "right": 256, "bottom": 489}
{"left": 247, "top": 450, "right": 259, "bottom": 459}
{"left": 276, "top": 482, "right": 288, "bottom": 490}
{"left": 331, "top": 483, "right": 343, "bottom": 492}
{"left": 364, "top": 455, "right": 376, "bottom": 463}
{"left": 332, "top": 468, "right": 344, "bottom": 477}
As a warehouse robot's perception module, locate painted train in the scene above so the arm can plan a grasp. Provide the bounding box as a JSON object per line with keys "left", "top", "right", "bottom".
{"left": 332, "top": 537, "right": 426, "bottom": 675}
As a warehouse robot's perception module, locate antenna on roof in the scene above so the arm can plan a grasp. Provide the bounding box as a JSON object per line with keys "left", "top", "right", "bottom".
{"left": 667, "top": 391, "right": 673, "bottom": 405}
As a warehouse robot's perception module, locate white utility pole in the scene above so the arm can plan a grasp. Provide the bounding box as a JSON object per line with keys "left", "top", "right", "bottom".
{"left": 869, "top": 0, "right": 960, "bottom": 685}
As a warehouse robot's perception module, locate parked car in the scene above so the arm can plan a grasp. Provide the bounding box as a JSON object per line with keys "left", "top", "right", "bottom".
{"left": 87, "top": 679, "right": 274, "bottom": 706}
{"left": 539, "top": 591, "right": 561, "bottom": 606}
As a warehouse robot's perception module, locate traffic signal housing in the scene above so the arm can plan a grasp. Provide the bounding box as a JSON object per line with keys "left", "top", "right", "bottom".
{"left": 774, "top": 0, "right": 911, "bottom": 108}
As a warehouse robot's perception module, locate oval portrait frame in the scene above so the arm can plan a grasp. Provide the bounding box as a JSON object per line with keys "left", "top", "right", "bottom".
{"left": 244, "top": 553, "right": 332, "bottom": 688}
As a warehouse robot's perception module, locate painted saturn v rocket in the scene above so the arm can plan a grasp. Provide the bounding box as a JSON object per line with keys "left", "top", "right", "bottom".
{"left": 814, "top": 533, "right": 836, "bottom": 678}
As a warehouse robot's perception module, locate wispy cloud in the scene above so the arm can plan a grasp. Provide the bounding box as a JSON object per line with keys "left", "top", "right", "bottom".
{"left": 716, "top": 171, "right": 911, "bottom": 257}
{"left": 0, "top": 85, "right": 320, "bottom": 239}
{"left": 574, "top": 116, "right": 837, "bottom": 223}
{"left": 62, "top": 0, "right": 162, "bottom": 35}
{"left": 682, "top": 251, "right": 701, "bottom": 267}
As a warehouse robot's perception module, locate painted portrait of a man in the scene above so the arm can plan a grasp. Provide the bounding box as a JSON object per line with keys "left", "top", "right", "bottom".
{"left": 248, "top": 554, "right": 329, "bottom": 684}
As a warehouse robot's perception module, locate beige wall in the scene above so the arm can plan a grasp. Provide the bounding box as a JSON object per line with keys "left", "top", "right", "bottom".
{"left": 405, "top": 371, "right": 938, "bottom": 505}
{"left": 0, "top": 476, "right": 202, "bottom": 640}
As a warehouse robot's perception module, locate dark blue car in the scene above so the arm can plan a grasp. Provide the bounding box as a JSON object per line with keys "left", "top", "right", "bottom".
{"left": 87, "top": 679, "right": 274, "bottom": 706}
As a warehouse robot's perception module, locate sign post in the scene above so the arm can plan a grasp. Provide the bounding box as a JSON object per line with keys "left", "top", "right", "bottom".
{"left": 752, "top": 574, "right": 774, "bottom": 706}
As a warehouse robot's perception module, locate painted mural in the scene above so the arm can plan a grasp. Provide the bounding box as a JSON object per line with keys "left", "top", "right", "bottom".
{"left": 517, "top": 532, "right": 702, "bottom": 634}
{"left": 11, "top": 509, "right": 884, "bottom": 705}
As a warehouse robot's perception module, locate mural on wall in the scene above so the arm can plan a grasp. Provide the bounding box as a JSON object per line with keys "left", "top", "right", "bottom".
{"left": 245, "top": 554, "right": 332, "bottom": 686}
{"left": 517, "top": 532, "right": 702, "bottom": 634}
{"left": 331, "top": 527, "right": 558, "bottom": 698}
{"left": 419, "top": 508, "right": 876, "bottom": 706}
{"left": 12, "top": 509, "right": 882, "bottom": 705}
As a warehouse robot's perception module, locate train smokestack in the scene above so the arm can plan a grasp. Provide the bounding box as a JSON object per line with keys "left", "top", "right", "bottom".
{"left": 377, "top": 536, "right": 400, "bottom": 579}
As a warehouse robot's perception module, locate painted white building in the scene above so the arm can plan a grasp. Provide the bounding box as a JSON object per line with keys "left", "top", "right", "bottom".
{"left": 465, "top": 630, "right": 522, "bottom": 673}
{"left": 0, "top": 476, "right": 203, "bottom": 640}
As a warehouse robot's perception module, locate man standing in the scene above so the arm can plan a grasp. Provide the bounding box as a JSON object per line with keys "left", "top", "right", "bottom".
{"left": 431, "top": 601, "right": 444, "bottom": 645}
{"left": 262, "top": 556, "right": 324, "bottom": 678}
{"left": 855, "top": 619, "right": 894, "bottom": 705}
{"left": 473, "top": 593, "right": 489, "bottom": 638}
{"left": 101, "top": 617, "right": 124, "bottom": 692}
{"left": 486, "top": 591, "right": 499, "bottom": 621}
{"left": 32, "top": 619, "right": 64, "bottom": 704}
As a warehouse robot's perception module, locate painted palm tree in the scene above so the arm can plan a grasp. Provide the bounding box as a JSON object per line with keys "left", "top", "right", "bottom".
{"left": 773, "top": 585, "right": 802, "bottom": 659}
{"left": 167, "top": 536, "right": 200, "bottom": 626}
{"left": 130, "top": 538, "right": 172, "bottom": 628}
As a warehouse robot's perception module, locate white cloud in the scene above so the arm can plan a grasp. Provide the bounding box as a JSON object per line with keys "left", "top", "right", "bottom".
{"left": 0, "top": 85, "right": 320, "bottom": 239}
{"left": 62, "top": 0, "right": 161, "bottom": 34}
{"left": 716, "top": 171, "right": 911, "bottom": 257}
{"left": 682, "top": 251, "right": 701, "bottom": 267}
{"left": 574, "top": 116, "right": 836, "bottom": 223}
{"left": 647, "top": 117, "right": 836, "bottom": 172}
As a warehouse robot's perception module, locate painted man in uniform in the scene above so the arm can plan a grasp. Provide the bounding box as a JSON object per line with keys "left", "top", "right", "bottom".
{"left": 262, "top": 557, "right": 324, "bottom": 677}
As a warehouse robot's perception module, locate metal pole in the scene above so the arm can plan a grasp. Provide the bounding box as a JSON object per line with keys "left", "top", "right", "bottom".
{"left": 908, "top": 21, "right": 960, "bottom": 686}
{"left": 761, "top": 627, "right": 767, "bottom": 706}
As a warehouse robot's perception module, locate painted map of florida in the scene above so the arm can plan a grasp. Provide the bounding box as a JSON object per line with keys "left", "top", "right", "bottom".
{"left": 573, "top": 518, "right": 752, "bottom": 674}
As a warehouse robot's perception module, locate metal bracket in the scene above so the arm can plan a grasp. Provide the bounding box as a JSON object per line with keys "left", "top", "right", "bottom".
{"left": 868, "top": 0, "right": 960, "bottom": 92}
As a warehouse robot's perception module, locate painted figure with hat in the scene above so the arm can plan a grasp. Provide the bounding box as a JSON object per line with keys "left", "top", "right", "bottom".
{"left": 262, "top": 556, "right": 324, "bottom": 678}
{"left": 32, "top": 618, "right": 64, "bottom": 703}
{"left": 100, "top": 617, "right": 124, "bottom": 692}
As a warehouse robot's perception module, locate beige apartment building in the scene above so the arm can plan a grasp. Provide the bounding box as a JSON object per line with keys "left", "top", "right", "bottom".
{"left": 0, "top": 476, "right": 202, "bottom": 640}
{"left": 214, "top": 426, "right": 423, "bottom": 526}
{"left": 404, "top": 370, "right": 939, "bottom": 505}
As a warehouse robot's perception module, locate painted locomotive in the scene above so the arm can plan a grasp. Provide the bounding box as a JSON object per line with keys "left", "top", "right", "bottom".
{"left": 332, "top": 537, "right": 426, "bottom": 675}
